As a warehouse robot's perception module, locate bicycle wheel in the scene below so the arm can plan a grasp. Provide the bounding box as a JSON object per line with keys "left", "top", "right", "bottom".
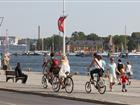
{"left": 97, "top": 79, "right": 106, "bottom": 94}
{"left": 85, "top": 81, "right": 91, "bottom": 93}
{"left": 65, "top": 77, "right": 74, "bottom": 93}
{"left": 98, "top": 85, "right": 106, "bottom": 94}
{"left": 42, "top": 75, "right": 48, "bottom": 88}
{"left": 52, "top": 76, "right": 60, "bottom": 92}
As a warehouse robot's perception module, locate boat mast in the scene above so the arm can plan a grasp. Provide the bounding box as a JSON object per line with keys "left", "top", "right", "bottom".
{"left": 5, "top": 29, "right": 9, "bottom": 53}
{"left": 0, "top": 17, "right": 4, "bottom": 27}
{"left": 0, "top": 17, "right": 4, "bottom": 57}
{"left": 125, "top": 25, "right": 127, "bottom": 52}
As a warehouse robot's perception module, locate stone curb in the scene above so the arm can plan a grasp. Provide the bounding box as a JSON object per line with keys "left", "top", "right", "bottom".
{"left": 0, "top": 88, "right": 128, "bottom": 105}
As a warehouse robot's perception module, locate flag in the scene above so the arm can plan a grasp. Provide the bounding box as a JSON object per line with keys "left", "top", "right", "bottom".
{"left": 58, "top": 16, "right": 66, "bottom": 33}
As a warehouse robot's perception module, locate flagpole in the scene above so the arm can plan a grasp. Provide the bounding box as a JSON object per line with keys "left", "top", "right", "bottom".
{"left": 63, "top": 0, "right": 65, "bottom": 55}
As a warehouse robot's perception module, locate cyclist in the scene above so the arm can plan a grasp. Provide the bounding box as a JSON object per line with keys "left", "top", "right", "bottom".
{"left": 42, "top": 52, "right": 59, "bottom": 85}
{"left": 89, "top": 53, "right": 104, "bottom": 83}
{"left": 49, "top": 52, "right": 60, "bottom": 75}
{"left": 59, "top": 55, "right": 70, "bottom": 89}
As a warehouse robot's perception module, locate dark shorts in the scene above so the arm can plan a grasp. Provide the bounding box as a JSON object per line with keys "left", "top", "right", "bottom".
{"left": 49, "top": 66, "right": 60, "bottom": 75}
{"left": 90, "top": 68, "right": 104, "bottom": 77}
{"left": 3, "top": 65, "right": 8, "bottom": 70}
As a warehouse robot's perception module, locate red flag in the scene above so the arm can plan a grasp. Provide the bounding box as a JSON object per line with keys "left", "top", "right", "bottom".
{"left": 58, "top": 16, "right": 66, "bottom": 33}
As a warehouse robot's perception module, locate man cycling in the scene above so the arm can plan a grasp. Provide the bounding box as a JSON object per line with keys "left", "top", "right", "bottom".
{"left": 49, "top": 52, "right": 60, "bottom": 75}
{"left": 42, "top": 52, "right": 60, "bottom": 85}
{"left": 89, "top": 53, "right": 104, "bottom": 82}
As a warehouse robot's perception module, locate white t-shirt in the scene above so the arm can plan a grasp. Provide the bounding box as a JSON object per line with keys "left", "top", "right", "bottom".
{"left": 59, "top": 60, "right": 70, "bottom": 78}
{"left": 126, "top": 64, "right": 132, "bottom": 73}
{"left": 94, "top": 58, "right": 102, "bottom": 69}
{"left": 107, "top": 62, "right": 117, "bottom": 77}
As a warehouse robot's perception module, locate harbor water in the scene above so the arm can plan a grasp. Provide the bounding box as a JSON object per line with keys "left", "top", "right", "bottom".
{"left": 9, "top": 55, "right": 140, "bottom": 80}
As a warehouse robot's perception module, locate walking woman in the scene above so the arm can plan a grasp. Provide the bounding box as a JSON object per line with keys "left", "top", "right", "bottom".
{"left": 107, "top": 57, "right": 118, "bottom": 91}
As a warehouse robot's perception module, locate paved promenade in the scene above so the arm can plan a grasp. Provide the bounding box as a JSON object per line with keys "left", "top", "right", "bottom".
{"left": 0, "top": 70, "right": 140, "bottom": 105}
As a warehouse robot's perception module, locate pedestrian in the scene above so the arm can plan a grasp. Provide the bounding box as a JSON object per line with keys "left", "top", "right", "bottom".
{"left": 116, "top": 59, "right": 124, "bottom": 85}
{"left": 42, "top": 53, "right": 50, "bottom": 74}
{"left": 125, "top": 61, "right": 133, "bottom": 85}
{"left": 0, "top": 53, "right": 1, "bottom": 69}
{"left": 2, "top": 53, "right": 10, "bottom": 70}
{"left": 107, "top": 57, "right": 118, "bottom": 91}
{"left": 120, "top": 71, "right": 128, "bottom": 92}
{"left": 15, "top": 62, "right": 28, "bottom": 84}
{"left": 100, "top": 55, "right": 106, "bottom": 72}
{"left": 42, "top": 53, "right": 48, "bottom": 68}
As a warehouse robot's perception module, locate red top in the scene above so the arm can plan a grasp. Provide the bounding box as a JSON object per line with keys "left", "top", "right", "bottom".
{"left": 121, "top": 75, "right": 128, "bottom": 83}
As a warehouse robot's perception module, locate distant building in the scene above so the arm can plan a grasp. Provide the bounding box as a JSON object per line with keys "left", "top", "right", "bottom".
{"left": 0, "top": 36, "right": 17, "bottom": 45}
{"left": 66, "top": 40, "right": 102, "bottom": 53}
{"left": 0, "top": 36, "right": 27, "bottom": 54}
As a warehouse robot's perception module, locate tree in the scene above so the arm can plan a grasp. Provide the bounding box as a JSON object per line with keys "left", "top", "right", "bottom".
{"left": 113, "top": 35, "right": 126, "bottom": 52}
{"left": 42, "top": 35, "right": 63, "bottom": 52}
{"left": 131, "top": 32, "right": 140, "bottom": 39}
{"left": 87, "top": 33, "right": 100, "bottom": 40}
{"left": 127, "top": 36, "right": 137, "bottom": 51}
{"left": 53, "top": 35, "right": 63, "bottom": 51}
{"left": 71, "top": 31, "right": 86, "bottom": 40}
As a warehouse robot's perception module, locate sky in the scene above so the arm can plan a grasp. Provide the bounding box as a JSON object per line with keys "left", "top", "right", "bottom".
{"left": 0, "top": 0, "right": 140, "bottom": 38}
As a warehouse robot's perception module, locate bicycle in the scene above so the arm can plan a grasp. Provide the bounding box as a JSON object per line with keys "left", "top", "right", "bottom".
{"left": 85, "top": 73, "right": 106, "bottom": 94}
{"left": 41, "top": 66, "right": 54, "bottom": 88}
{"left": 52, "top": 73, "right": 74, "bottom": 94}
{"left": 42, "top": 72, "right": 54, "bottom": 88}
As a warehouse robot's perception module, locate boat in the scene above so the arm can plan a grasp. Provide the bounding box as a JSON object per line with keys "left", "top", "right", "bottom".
{"left": 98, "top": 52, "right": 108, "bottom": 57}
{"left": 128, "top": 52, "right": 140, "bottom": 56}
{"left": 67, "top": 52, "right": 76, "bottom": 56}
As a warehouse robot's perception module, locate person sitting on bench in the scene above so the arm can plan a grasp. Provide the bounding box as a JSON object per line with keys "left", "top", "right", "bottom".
{"left": 15, "top": 62, "right": 28, "bottom": 84}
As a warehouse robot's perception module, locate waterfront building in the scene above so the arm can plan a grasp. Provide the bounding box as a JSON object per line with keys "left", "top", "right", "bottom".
{"left": 0, "top": 36, "right": 27, "bottom": 55}
{"left": 66, "top": 40, "right": 102, "bottom": 54}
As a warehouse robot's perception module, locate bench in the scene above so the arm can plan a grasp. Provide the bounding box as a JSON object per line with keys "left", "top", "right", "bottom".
{"left": 5, "top": 70, "right": 25, "bottom": 83}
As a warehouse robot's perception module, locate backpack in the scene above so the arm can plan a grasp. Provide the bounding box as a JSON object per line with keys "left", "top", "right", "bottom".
{"left": 51, "top": 58, "right": 60, "bottom": 75}
{"left": 52, "top": 59, "right": 59, "bottom": 67}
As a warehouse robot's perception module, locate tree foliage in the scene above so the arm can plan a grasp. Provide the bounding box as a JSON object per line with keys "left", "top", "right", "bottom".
{"left": 29, "top": 31, "right": 140, "bottom": 52}
{"left": 71, "top": 31, "right": 86, "bottom": 40}
{"left": 87, "top": 33, "right": 100, "bottom": 40}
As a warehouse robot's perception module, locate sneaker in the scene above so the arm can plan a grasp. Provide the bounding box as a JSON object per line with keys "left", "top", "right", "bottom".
{"left": 118, "top": 82, "right": 121, "bottom": 85}
{"left": 122, "top": 90, "right": 124, "bottom": 92}
{"left": 125, "top": 89, "right": 127, "bottom": 92}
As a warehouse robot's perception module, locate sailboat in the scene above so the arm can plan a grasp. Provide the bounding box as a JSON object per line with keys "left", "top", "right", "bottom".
{"left": 119, "top": 25, "right": 128, "bottom": 58}
{"left": 119, "top": 43, "right": 128, "bottom": 58}
{"left": 108, "top": 35, "right": 117, "bottom": 57}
